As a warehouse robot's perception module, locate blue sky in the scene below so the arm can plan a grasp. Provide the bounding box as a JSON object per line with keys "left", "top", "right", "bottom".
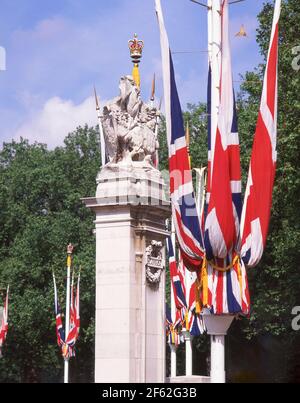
{"left": 0, "top": 0, "right": 266, "bottom": 148}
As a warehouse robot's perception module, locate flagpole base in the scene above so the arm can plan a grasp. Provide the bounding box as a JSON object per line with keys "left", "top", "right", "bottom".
{"left": 202, "top": 310, "right": 234, "bottom": 383}
{"left": 64, "top": 358, "right": 69, "bottom": 383}
{"left": 169, "top": 344, "right": 177, "bottom": 378}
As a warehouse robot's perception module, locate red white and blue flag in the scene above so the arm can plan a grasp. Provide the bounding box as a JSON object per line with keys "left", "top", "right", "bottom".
{"left": 240, "top": 0, "right": 281, "bottom": 268}
{"left": 53, "top": 272, "right": 80, "bottom": 359}
{"left": 167, "top": 236, "right": 187, "bottom": 313}
{"left": 156, "top": 0, "right": 204, "bottom": 272}
{"left": 53, "top": 274, "right": 65, "bottom": 349}
{"left": 201, "top": 0, "right": 250, "bottom": 315}
{"left": 0, "top": 286, "right": 9, "bottom": 354}
{"left": 65, "top": 272, "right": 80, "bottom": 355}
{"left": 204, "top": 0, "right": 242, "bottom": 261}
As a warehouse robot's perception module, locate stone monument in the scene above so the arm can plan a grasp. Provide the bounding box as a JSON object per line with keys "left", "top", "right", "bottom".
{"left": 83, "top": 35, "right": 170, "bottom": 383}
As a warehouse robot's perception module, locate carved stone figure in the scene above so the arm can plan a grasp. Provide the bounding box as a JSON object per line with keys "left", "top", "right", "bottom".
{"left": 101, "top": 75, "right": 159, "bottom": 165}
{"left": 145, "top": 240, "right": 164, "bottom": 288}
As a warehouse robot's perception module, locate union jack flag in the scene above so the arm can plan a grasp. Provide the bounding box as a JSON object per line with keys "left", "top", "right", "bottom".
{"left": 65, "top": 272, "right": 80, "bottom": 356}
{"left": 204, "top": 0, "right": 242, "bottom": 261}
{"left": 167, "top": 236, "right": 187, "bottom": 312}
{"left": 165, "top": 303, "right": 184, "bottom": 347}
{"left": 0, "top": 286, "right": 9, "bottom": 354}
{"left": 240, "top": 0, "right": 282, "bottom": 268}
{"left": 156, "top": 0, "right": 204, "bottom": 272}
{"left": 201, "top": 0, "right": 250, "bottom": 315}
{"left": 53, "top": 274, "right": 65, "bottom": 349}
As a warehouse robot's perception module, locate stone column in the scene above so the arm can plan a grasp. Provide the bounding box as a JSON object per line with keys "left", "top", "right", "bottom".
{"left": 83, "top": 163, "right": 170, "bottom": 383}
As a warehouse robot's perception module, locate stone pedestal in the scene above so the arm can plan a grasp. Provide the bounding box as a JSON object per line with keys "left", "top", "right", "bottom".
{"left": 83, "top": 163, "right": 170, "bottom": 383}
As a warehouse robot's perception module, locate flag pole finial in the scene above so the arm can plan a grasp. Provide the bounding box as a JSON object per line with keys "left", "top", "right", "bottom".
{"left": 150, "top": 73, "right": 156, "bottom": 102}
{"left": 94, "top": 86, "right": 100, "bottom": 111}
{"left": 128, "top": 34, "right": 144, "bottom": 89}
{"left": 235, "top": 24, "right": 247, "bottom": 37}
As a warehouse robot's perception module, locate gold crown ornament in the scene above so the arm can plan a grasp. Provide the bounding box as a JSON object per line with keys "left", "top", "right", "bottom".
{"left": 128, "top": 34, "right": 144, "bottom": 88}
{"left": 128, "top": 33, "right": 144, "bottom": 65}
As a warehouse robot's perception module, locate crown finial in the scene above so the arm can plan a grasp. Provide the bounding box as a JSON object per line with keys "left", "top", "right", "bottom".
{"left": 235, "top": 25, "right": 247, "bottom": 37}
{"left": 128, "top": 34, "right": 144, "bottom": 88}
{"left": 128, "top": 33, "right": 144, "bottom": 65}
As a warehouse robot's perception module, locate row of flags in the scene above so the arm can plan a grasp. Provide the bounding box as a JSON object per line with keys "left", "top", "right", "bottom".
{"left": 0, "top": 270, "right": 80, "bottom": 360}
{"left": 166, "top": 235, "right": 205, "bottom": 346}
{"left": 156, "top": 0, "right": 282, "bottom": 316}
{"left": 53, "top": 271, "right": 80, "bottom": 359}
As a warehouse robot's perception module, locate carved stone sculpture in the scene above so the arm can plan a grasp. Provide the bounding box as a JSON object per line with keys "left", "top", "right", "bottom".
{"left": 145, "top": 240, "right": 165, "bottom": 288}
{"left": 101, "top": 75, "right": 159, "bottom": 165}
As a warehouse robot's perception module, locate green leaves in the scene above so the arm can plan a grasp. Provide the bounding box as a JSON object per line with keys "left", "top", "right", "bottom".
{"left": 0, "top": 126, "right": 99, "bottom": 382}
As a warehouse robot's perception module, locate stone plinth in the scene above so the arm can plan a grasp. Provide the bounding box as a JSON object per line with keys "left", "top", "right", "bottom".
{"left": 83, "top": 163, "right": 170, "bottom": 383}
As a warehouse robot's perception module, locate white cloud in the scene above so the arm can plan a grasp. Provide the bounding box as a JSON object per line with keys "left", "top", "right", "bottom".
{"left": 14, "top": 95, "right": 100, "bottom": 148}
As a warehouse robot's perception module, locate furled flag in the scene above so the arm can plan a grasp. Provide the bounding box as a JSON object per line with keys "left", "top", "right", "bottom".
{"left": 202, "top": 0, "right": 250, "bottom": 315}
{"left": 156, "top": 0, "right": 204, "bottom": 271}
{"left": 0, "top": 286, "right": 9, "bottom": 355}
{"left": 184, "top": 268, "right": 205, "bottom": 336}
{"left": 53, "top": 274, "right": 65, "bottom": 350}
{"left": 204, "top": 0, "right": 242, "bottom": 261}
{"left": 165, "top": 303, "right": 184, "bottom": 347}
{"left": 167, "top": 236, "right": 187, "bottom": 314}
{"left": 240, "top": 0, "right": 282, "bottom": 268}
{"left": 65, "top": 272, "right": 80, "bottom": 356}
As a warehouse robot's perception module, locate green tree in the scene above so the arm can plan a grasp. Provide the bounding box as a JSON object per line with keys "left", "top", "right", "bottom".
{"left": 0, "top": 126, "right": 100, "bottom": 382}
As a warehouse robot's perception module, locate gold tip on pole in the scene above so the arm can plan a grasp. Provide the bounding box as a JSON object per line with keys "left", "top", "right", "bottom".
{"left": 67, "top": 244, "right": 74, "bottom": 268}
{"left": 151, "top": 73, "right": 156, "bottom": 101}
{"left": 94, "top": 86, "right": 100, "bottom": 110}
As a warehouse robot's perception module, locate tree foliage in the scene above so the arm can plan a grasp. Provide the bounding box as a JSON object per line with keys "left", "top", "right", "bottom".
{"left": 0, "top": 127, "right": 100, "bottom": 382}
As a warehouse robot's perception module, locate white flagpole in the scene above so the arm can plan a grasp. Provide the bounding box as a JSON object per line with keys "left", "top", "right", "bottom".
{"left": 170, "top": 220, "right": 177, "bottom": 378}
{"left": 205, "top": 0, "right": 235, "bottom": 384}
{"left": 64, "top": 244, "right": 73, "bottom": 384}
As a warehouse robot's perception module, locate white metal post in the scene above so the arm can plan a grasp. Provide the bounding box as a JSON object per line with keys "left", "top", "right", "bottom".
{"left": 170, "top": 221, "right": 177, "bottom": 378}
{"left": 64, "top": 244, "right": 73, "bottom": 384}
{"left": 206, "top": 0, "right": 234, "bottom": 385}
{"left": 211, "top": 0, "right": 221, "bottom": 146}
{"left": 183, "top": 269, "right": 193, "bottom": 377}
{"left": 185, "top": 333, "right": 193, "bottom": 377}
{"left": 210, "top": 335, "right": 225, "bottom": 383}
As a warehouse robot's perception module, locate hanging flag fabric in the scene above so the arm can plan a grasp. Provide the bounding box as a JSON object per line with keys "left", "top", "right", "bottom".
{"left": 204, "top": 0, "right": 242, "bottom": 261}
{"left": 0, "top": 286, "right": 9, "bottom": 354}
{"left": 53, "top": 274, "right": 65, "bottom": 350}
{"left": 165, "top": 302, "right": 184, "bottom": 347}
{"left": 65, "top": 273, "right": 80, "bottom": 355}
{"left": 167, "top": 236, "right": 187, "bottom": 311}
{"left": 185, "top": 268, "right": 205, "bottom": 335}
{"left": 240, "top": 0, "right": 282, "bottom": 268}
{"left": 201, "top": 0, "right": 250, "bottom": 315}
{"left": 156, "top": 0, "right": 204, "bottom": 271}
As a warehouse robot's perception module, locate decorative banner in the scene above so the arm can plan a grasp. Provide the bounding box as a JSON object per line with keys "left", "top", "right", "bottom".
{"left": 240, "top": 0, "right": 282, "bottom": 268}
